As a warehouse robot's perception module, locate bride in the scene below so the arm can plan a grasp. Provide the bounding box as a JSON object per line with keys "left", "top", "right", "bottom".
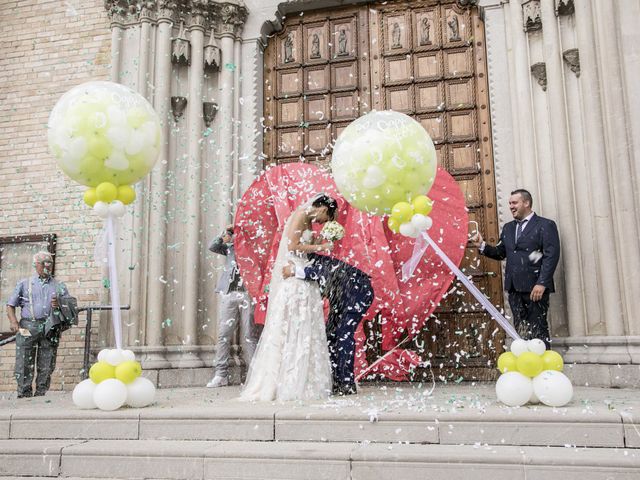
{"left": 240, "top": 194, "right": 338, "bottom": 401}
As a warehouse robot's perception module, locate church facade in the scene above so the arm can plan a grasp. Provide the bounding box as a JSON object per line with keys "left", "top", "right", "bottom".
{"left": 1, "top": 0, "right": 639, "bottom": 390}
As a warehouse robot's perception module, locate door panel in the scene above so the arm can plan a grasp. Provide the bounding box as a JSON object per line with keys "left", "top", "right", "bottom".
{"left": 264, "top": 0, "right": 504, "bottom": 380}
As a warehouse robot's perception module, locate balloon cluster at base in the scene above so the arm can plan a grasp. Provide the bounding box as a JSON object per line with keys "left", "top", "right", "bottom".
{"left": 388, "top": 195, "right": 434, "bottom": 238}
{"left": 495, "top": 339, "right": 573, "bottom": 407}
{"left": 72, "top": 349, "right": 156, "bottom": 410}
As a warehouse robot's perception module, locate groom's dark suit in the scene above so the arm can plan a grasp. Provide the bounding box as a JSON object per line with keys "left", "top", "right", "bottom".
{"left": 302, "top": 253, "right": 374, "bottom": 392}
{"left": 481, "top": 213, "right": 560, "bottom": 345}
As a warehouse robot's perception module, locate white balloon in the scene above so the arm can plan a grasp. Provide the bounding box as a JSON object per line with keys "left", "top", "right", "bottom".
{"left": 72, "top": 379, "right": 97, "bottom": 409}
{"left": 532, "top": 370, "right": 573, "bottom": 407}
{"left": 107, "top": 105, "right": 127, "bottom": 127}
{"left": 97, "top": 349, "right": 110, "bottom": 362}
{"left": 510, "top": 339, "right": 529, "bottom": 357}
{"left": 527, "top": 339, "right": 547, "bottom": 355}
{"left": 108, "top": 200, "right": 126, "bottom": 218}
{"left": 399, "top": 222, "right": 419, "bottom": 238}
{"left": 104, "top": 150, "right": 129, "bottom": 171}
{"left": 66, "top": 136, "right": 88, "bottom": 161}
{"left": 93, "top": 201, "right": 110, "bottom": 218}
{"left": 410, "top": 213, "right": 432, "bottom": 232}
{"left": 126, "top": 377, "right": 156, "bottom": 408}
{"left": 140, "top": 121, "right": 158, "bottom": 146}
{"left": 125, "top": 131, "right": 145, "bottom": 155}
{"left": 93, "top": 378, "right": 127, "bottom": 411}
{"left": 496, "top": 372, "right": 533, "bottom": 407}
{"left": 362, "top": 165, "right": 386, "bottom": 189}
{"left": 122, "top": 349, "right": 135, "bottom": 362}
{"left": 106, "top": 126, "right": 130, "bottom": 149}
{"left": 105, "top": 348, "right": 126, "bottom": 366}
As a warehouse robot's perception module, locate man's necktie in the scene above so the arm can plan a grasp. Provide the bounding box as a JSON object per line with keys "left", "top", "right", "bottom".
{"left": 516, "top": 219, "right": 527, "bottom": 242}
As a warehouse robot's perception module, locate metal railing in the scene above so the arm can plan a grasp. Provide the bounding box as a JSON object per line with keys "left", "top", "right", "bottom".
{"left": 78, "top": 305, "right": 130, "bottom": 378}
{"left": 0, "top": 305, "right": 130, "bottom": 380}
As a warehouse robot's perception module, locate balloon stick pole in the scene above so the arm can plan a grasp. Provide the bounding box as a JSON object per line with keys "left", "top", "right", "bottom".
{"left": 355, "top": 336, "right": 410, "bottom": 383}
{"left": 420, "top": 232, "right": 521, "bottom": 340}
{"left": 105, "top": 214, "right": 123, "bottom": 350}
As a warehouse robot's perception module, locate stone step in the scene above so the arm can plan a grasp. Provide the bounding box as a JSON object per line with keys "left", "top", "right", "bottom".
{"left": 2, "top": 405, "right": 638, "bottom": 448}
{"left": 1, "top": 439, "right": 639, "bottom": 480}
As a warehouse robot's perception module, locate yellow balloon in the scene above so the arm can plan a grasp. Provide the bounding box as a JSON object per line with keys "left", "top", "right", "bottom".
{"left": 516, "top": 351, "right": 544, "bottom": 378}
{"left": 391, "top": 202, "right": 414, "bottom": 223}
{"left": 96, "top": 182, "right": 118, "bottom": 203}
{"left": 115, "top": 360, "right": 142, "bottom": 384}
{"left": 86, "top": 134, "right": 112, "bottom": 160}
{"left": 412, "top": 195, "right": 433, "bottom": 216}
{"left": 89, "top": 361, "right": 116, "bottom": 384}
{"left": 541, "top": 350, "right": 564, "bottom": 372}
{"left": 497, "top": 351, "right": 518, "bottom": 374}
{"left": 117, "top": 185, "right": 136, "bottom": 205}
{"left": 83, "top": 188, "right": 97, "bottom": 207}
{"left": 387, "top": 217, "right": 401, "bottom": 233}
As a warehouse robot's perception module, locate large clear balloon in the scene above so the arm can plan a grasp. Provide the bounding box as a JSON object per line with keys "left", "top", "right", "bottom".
{"left": 331, "top": 110, "right": 436, "bottom": 215}
{"left": 48, "top": 81, "right": 161, "bottom": 187}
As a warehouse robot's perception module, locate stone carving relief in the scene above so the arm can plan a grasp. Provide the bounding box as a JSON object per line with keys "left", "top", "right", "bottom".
{"left": 392, "top": 22, "right": 402, "bottom": 48}
{"left": 310, "top": 33, "right": 320, "bottom": 59}
{"left": 448, "top": 14, "right": 461, "bottom": 42}
{"left": 556, "top": 0, "right": 575, "bottom": 16}
{"left": 530, "top": 62, "right": 547, "bottom": 91}
{"left": 172, "top": 22, "right": 190, "bottom": 65}
{"left": 338, "top": 28, "right": 348, "bottom": 55}
{"left": 204, "top": 29, "right": 220, "bottom": 70}
{"left": 284, "top": 33, "right": 295, "bottom": 63}
{"left": 420, "top": 17, "right": 431, "bottom": 46}
{"left": 562, "top": 48, "right": 580, "bottom": 77}
{"left": 522, "top": 0, "right": 542, "bottom": 32}
{"left": 217, "top": 3, "right": 248, "bottom": 37}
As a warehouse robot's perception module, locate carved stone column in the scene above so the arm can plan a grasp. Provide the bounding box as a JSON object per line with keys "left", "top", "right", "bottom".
{"left": 216, "top": 3, "right": 248, "bottom": 223}
{"left": 539, "top": 0, "right": 586, "bottom": 336}
{"left": 106, "top": 7, "right": 126, "bottom": 82}
{"left": 507, "top": 1, "right": 539, "bottom": 197}
{"left": 143, "top": 2, "right": 175, "bottom": 368}
{"left": 128, "top": 4, "right": 156, "bottom": 346}
{"left": 179, "top": 6, "right": 207, "bottom": 367}
{"left": 591, "top": 0, "right": 640, "bottom": 335}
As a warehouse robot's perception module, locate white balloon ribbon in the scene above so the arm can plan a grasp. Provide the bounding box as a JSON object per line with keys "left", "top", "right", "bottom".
{"left": 402, "top": 231, "right": 521, "bottom": 340}
{"left": 105, "top": 215, "right": 123, "bottom": 349}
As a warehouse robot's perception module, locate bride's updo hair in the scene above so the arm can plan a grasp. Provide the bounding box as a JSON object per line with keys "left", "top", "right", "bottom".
{"left": 312, "top": 194, "right": 338, "bottom": 220}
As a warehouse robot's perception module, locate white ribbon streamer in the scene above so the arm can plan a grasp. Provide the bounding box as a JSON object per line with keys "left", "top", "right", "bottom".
{"left": 93, "top": 215, "right": 123, "bottom": 349}
{"left": 402, "top": 231, "right": 521, "bottom": 340}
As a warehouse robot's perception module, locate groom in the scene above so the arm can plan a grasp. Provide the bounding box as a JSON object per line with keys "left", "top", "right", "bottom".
{"left": 284, "top": 253, "right": 374, "bottom": 395}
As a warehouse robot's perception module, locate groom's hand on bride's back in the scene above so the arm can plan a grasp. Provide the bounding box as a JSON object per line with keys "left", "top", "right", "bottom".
{"left": 282, "top": 263, "right": 295, "bottom": 278}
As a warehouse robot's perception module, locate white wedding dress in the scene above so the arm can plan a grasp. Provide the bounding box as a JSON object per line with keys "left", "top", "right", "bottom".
{"left": 240, "top": 214, "right": 332, "bottom": 402}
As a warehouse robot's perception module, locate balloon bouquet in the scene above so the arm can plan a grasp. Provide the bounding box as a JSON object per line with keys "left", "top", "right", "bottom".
{"left": 331, "top": 110, "right": 573, "bottom": 407}
{"left": 496, "top": 339, "right": 573, "bottom": 407}
{"left": 48, "top": 81, "right": 159, "bottom": 410}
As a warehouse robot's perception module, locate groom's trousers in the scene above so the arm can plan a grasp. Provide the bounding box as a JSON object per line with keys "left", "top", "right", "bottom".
{"left": 327, "top": 312, "right": 362, "bottom": 387}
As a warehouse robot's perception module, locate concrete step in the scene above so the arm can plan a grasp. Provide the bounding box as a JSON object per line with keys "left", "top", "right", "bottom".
{"left": 2, "top": 405, "right": 638, "bottom": 448}
{"left": 1, "top": 439, "right": 639, "bottom": 480}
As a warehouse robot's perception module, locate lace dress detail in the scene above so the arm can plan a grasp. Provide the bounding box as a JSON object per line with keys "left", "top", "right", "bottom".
{"left": 240, "top": 225, "right": 332, "bottom": 402}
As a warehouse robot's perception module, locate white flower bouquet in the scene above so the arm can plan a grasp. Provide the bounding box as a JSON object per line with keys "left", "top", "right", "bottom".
{"left": 321, "top": 221, "right": 345, "bottom": 242}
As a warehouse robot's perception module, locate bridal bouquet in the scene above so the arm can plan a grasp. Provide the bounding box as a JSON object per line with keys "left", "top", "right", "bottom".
{"left": 321, "top": 221, "right": 345, "bottom": 241}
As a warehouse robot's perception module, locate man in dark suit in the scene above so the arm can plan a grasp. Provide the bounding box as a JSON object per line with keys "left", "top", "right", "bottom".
{"left": 284, "top": 253, "right": 374, "bottom": 395}
{"left": 471, "top": 189, "right": 560, "bottom": 346}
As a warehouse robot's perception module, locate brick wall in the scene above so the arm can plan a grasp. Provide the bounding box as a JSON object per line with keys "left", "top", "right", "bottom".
{"left": 0, "top": 0, "right": 111, "bottom": 391}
